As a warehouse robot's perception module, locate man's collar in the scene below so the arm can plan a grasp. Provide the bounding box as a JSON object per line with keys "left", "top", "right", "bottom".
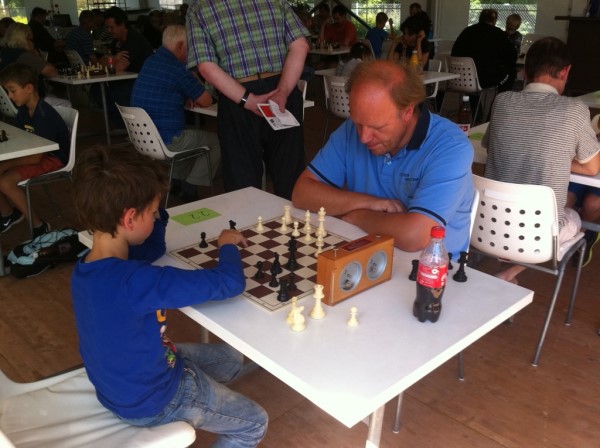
{"left": 523, "top": 82, "right": 559, "bottom": 95}
{"left": 406, "top": 106, "right": 430, "bottom": 150}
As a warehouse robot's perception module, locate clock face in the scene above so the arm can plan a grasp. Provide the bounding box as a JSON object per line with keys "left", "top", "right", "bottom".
{"left": 367, "top": 250, "right": 388, "bottom": 281}
{"left": 339, "top": 261, "right": 362, "bottom": 291}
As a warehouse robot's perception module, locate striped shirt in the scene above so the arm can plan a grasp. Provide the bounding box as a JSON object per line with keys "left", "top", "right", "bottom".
{"left": 66, "top": 26, "right": 95, "bottom": 65}
{"left": 483, "top": 83, "right": 600, "bottom": 228}
{"left": 186, "top": 0, "right": 309, "bottom": 78}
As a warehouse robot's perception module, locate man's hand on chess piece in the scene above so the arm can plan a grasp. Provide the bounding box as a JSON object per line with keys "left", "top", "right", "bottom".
{"left": 217, "top": 229, "right": 248, "bottom": 248}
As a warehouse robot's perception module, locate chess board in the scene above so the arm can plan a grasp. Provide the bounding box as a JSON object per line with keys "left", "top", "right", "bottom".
{"left": 169, "top": 216, "right": 348, "bottom": 311}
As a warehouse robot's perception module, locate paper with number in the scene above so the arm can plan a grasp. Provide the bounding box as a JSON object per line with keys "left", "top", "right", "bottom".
{"left": 258, "top": 101, "right": 300, "bottom": 130}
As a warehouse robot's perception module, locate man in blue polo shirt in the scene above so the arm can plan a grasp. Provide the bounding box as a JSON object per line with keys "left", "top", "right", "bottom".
{"left": 131, "top": 24, "right": 220, "bottom": 201}
{"left": 292, "top": 60, "right": 474, "bottom": 257}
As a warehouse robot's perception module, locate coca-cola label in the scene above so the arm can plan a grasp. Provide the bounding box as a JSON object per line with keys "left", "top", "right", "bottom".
{"left": 458, "top": 123, "right": 470, "bottom": 134}
{"left": 416, "top": 264, "right": 448, "bottom": 288}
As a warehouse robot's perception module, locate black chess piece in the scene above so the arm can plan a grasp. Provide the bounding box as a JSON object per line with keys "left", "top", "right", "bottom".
{"left": 287, "top": 270, "right": 297, "bottom": 290}
{"left": 229, "top": 220, "right": 236, "bottom": 230}
{"left": 268, "top": 268, "right": 279, "bottom": 288}
{"left": 253, "top": 261, "right": 265, "bottom": 280}
{"left": 199, "top": 231, "right": 208, "bottom": 248}
{"left": 408, "top": 259, "right": 419, "bottom": 281}
{"left": 285, "top": 236, "right": 298, "bottom": 271}
{"left": 448, "top": 253, "right": 454, "bottom": 270}
{"left": 452, "top": 251, "right": 468, "bottom": 282}
{"left": 271, "top": 253, "right": 282, "bottom": 275}
{"left": 276, "top": 279, "right": 289, "bottom": 302}
{"left": 0, "top": 130, "right": 6, "bottom": 142}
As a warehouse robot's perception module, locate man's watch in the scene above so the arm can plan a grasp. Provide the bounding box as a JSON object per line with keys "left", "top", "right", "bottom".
{"left": 238, "top": 90, "right": 250, "bottom": 107}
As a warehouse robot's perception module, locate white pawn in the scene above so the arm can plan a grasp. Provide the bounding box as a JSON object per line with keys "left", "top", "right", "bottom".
{"left": 283, "top": 205, "right": 292, "bottom": 224}
{"left": 286, "top": 297, "right": 298, "bottom": 326}
{"left": 280, "top": 215, "right": 288, "bottom": 232}
{"left": 310, "top": 284, "right": 326, "bottom": 319}
{"left": 347, "top": 306, "right": 359, "bottom": 327}
{"left": 256, "top": 216, "right": 264, "bottom": 232}
{"left": 315, "top": 232, "right": 324, "bottom": 255}
{"left": 292, "top": 221, "right": 300, "bottom": 237}
{"left": 303, "top": 225, "right": 313, "bottom": 243}
{"left": 291, "top": 306, "right": 306, "bottom": 332}
{"left": 303, "top": 210, "right": 312, "bottom": 233}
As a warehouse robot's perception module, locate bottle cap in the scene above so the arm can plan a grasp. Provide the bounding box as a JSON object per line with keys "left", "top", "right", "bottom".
{"left": 462, "top": 95, "right": 469, "bottom": 102}
{"left": 430, "top": 226, "right": 445, "bottom": 238}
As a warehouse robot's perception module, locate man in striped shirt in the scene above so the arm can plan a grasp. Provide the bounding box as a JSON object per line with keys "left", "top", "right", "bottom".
{"left": 483, "top": 37, "right": 600, "bottom": 281}
{"left": 187, "top": 0, "right": 310, "bottom": 200}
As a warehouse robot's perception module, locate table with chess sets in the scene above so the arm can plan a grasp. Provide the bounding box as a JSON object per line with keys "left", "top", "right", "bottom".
{"left": 57, "top": 63, "right": 110, "bottom": 80}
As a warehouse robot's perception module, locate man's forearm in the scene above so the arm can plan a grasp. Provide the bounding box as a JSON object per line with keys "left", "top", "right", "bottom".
{"left": 277, "top": 38, "right": 309, "bottom": 99}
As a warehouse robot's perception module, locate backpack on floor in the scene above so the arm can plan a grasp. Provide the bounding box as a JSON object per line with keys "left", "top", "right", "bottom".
{"left": 7, "top": 228, "right": 88, "bottom": 278}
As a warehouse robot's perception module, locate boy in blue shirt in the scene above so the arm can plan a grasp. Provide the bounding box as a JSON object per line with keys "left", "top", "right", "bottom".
{"left": 365, "top": 12, "right": 394, "bottom": 59}
{"left": 0, "top": 63, "right": 70, "bottom": 236}
{"left": 71, "top": 147, "right": 267, "bottom": 447}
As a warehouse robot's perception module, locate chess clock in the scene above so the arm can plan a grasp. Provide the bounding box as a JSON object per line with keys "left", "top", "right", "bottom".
{"left": 316, "top": 234, "right": 394, "bottom": 306}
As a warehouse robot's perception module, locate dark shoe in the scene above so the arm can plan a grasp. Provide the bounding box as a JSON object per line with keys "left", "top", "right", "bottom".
{"left": 32, "top": 221, "right": 51, "bottom": 239}
{"left": 0, "top": 208, "right": 24, "bottom": 233}
{"left": 582, "top": 230, "right": 600, "bottom": 268}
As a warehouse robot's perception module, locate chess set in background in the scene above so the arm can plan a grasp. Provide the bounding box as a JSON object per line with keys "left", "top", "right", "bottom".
{"left": 58, "top": 63, "right": 109, "bottom": 79}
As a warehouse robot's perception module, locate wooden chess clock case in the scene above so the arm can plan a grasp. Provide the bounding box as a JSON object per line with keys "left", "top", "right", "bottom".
{"left": 316, "top": 234, "right": 394, "bottom": 306}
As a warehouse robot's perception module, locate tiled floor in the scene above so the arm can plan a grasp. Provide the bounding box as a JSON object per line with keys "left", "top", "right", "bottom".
{"left": 0, "top": 79, "right": 599, "bottom": 447}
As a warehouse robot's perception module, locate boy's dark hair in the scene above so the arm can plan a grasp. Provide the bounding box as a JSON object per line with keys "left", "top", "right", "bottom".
{"left": 479, "top": 9, "right": 498, "bottom": 25}
{"left": 375, "top": 12, "right": 388, "bottom": 25}
{"left": 0, "top": 63, "right": 38, "bottom": 90}
{"left": 525, "top": 37, "right": 570, "bottom": 80}
{"left": 400, "top": 15, "right": 426, "bottom": 35}
{"left": 30, "top": 7, "right": 47, "bottom": 19}
{"left": 73, "top": 146, "right": 169, "bottom": 236}
{"left": 332, "top": 5, "right": 347, "bottom": 16}
{"left": 104, "top": 6, "right": 129, "bottom": 28}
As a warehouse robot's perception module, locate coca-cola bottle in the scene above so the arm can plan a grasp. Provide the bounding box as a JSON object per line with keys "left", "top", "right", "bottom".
{"left": 106, "top": 49, "right": 116, "bottom": 75}
{"left": 413, "top": 226, "right": 449, "bottom": 323}
{"left": 457, "top": 95, "right": 471, "bottom": 134}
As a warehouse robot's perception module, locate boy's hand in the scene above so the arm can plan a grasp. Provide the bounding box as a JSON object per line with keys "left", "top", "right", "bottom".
{"left": 217, "top": 229, "right": 248, "bottom": 248}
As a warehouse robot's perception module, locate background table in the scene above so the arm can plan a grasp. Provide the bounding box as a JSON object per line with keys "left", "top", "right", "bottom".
{"left": 0, "top": 123, "right": 59, "bottom": 276}
{"left": 85, "top": 187, "right": 531, "bottom": 447}
{"left": 49, "top": 72, "right": 138, "bottom": 145}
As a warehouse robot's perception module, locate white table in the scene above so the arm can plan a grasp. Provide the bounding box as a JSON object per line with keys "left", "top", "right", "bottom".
{"left": 78, "top": 187, "right": 534, "bottom": 447}
{"left": 0, "top": 123, "right": 59, "bottom": 276}
{"left": 315, "top": 68, "right": 459, "bottom": 85}
{"left": 49, "top": 71, "right": 138, "bottom": 145}
{"left": 188, "top": 100, "right": 315, "bottom": 118}
{"left": 469, "top": 122, "right": 600, "bottom": 230}
{"left": 576, "top": 90, "right": 600, "bottom": 109}
{"left": 309, "top": 46, "right": 351, "bottom": 57}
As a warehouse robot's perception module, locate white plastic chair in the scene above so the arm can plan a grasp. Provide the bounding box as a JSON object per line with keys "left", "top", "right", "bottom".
{"left": 0, "top": 367, "right": 196, "bottom": 448}
{"left": 441, "top": 56, "right": 496, "bottom": 125}
{"left": 322, "top": 74, "right": 350, "bottom": 144}
{"left": 18, "top": 105, "right": 78, "bottom": 237}
{"left": 0, "top": 87, "right": 17, "bottom": 121}
{"left": 117, "top": 104, "right": 213, "bottom": 206}
{"left": 297, "top": 78, "right": 307, "bottom": 120}
{"left": 64, "top": 49, "right": 85, "bottom": 68}
{"left": 424, "top": 58, "right": 442, "bottom": 112}
{"left": 392, "top": 188, "right": 479, "bottom": 434}
{"left": 470, "top": 174, "right": 586, "bottom": 366}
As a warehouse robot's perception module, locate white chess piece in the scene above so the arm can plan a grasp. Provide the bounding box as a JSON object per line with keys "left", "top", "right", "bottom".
{"left": 286, "top": 297, "right": 298, "bottom": 326}
{"left": 292, "top": 221, "right": 300, "bottom": 237}
{"left": 290, "top": 306, "right": 306, "bottom": 332}
{"left": 317, "top": 207, "right": 327, "bottom": 237}
{"left": 315, "top": 232, "right": 324, "bottom": 255}
{"left": 310, "top": 284, "right": 326, "bottom": 319}
{"left": 303, "top": 225, "right": 313, "bottom": 243}
{"left": 284, "top": 205, "right": 292, "bottom": 224}
{"left": 347, "top": 306, "right": 359, "bottom": 327}
{"left": 280, "top": 215, "right": 288, "bottom": 232}
{"left": 256, "top": 216, "right": 264, "bottom": 232}
{"left": 303, "top": 210, "right": 312, "bottom": 233}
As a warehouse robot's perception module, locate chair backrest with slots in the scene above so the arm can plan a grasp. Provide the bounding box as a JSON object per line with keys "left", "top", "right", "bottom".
{"left": 117, "top": 104, "right": 170, "bottom": 161}
{"left": 0, "top": 87, "right": 17, "bottom": 120}
{"left": 446, "top": 56, "right": 483, "bottom": 94}
{"left": 324, "top": 75, "right": 350, "bottom": 119}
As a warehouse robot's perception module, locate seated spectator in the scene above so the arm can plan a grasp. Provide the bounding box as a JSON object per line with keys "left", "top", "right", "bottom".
{"left": 0, "top": 17, "right": 15, "bottom": 46}
{"left": 505, "top": 13, "right": 523, "bottom": 56}
{"left": 319, "top": 4, "right": 357, "bottom": 47}
{"left": 66, "top": 10, "right": 99, "bottom": 65}
{"left": 336, "top": 41, "right": 373, "bottom": 76}
{"left": 131, "top": 25, "right": 221, "bottom": 201}
{"left": 483, "top": 37, "right": 600, "bottom": 280}
{"left": 388, "top": 15, "right": 432, "bottom": 70}
{"left": 311, "top": 3, "right": 330, "bottom": 36}
{"left": 143, "top": 10, "right": 164, "bottom": 49}
{"left": 452, "top": 8, "right": 517, "bottom": 92}
{"left": 1, "top": 23, "right": 70, "bottom": 108}
{"left": 365, "top": 12, "right": 394, "bottom": 59}
{"left": 0, "top": 63, "right": 70, "bottom": 236}
{"left": 28, "top": 7, "right": 66, "bottom": 65}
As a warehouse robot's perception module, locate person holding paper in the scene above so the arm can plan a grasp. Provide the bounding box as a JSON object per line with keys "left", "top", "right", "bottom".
{"left": 187, "top": 0, "right": 310, "bottom": 199}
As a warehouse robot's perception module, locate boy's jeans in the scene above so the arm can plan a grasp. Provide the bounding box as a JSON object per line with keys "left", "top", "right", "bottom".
{"left": 122, "top": 343, "right": 268, "bottom": 448}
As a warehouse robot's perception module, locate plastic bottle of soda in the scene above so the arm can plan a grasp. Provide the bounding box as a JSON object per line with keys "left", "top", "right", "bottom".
{"left": 457, "top": 95, "right": 471, "bottom": 134}
{"left": 409, "top": 50, "right": 421, "bottom": 73}
{"left": 413, "top": 226, "right": 449, "bottom": 323}
{"left": 106, "top": 49, "right": 116, "bottom": 75}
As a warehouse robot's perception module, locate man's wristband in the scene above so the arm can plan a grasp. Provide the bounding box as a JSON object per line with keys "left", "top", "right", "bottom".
{"left": 238, "top": 90, "right": 250, "bottom": 107}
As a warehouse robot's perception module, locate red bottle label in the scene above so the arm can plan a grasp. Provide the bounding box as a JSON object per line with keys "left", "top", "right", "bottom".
{"left": 416, "top": 264, "right": 448, "bottom": 288}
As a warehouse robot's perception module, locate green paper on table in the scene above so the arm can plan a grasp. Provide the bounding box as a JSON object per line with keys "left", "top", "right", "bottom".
{"left": 171, "top": 208, "right": 220, "bottom": 225}
{"left": 469, "top": 132, "right": 484, "bottom": 141}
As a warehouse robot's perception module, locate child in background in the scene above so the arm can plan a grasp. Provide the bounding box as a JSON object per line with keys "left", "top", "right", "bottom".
{"left": 365, "top": 12, "right": 394, "bottom": 59}
{"left": 71, "top": 146, "right": 268, "bottom": 446}
{"left": 336, "top": 41, "right": 374, "bottom": 76}
{"left": 388, "top": 14, "right": 433, "bottom": 70}
{"left": 0, "top": 63, "right": 70, "bottom": 236}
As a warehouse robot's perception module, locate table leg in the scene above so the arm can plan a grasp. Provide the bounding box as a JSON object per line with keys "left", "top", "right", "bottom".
{"left": 365, "top": 404, "right": 385, "bottom": 448}
{"left": 392, "top": 392, "right": 403, "bottom": 433}
{"left": 100, "top": 83, "right": 111, "bottom": 145}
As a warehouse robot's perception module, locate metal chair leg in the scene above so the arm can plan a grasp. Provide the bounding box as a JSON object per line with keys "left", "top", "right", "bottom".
{"left": 457, "top": 351, "right": 465, "bottom": 380}
{"left": 25, "top": 185, "right": 34, "bottom": 238}
{"left": 565, "top": 240, "right": 586, "bottom": 324}
{"left": 392, "top": 392, "right": 404, "bottom": 433}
